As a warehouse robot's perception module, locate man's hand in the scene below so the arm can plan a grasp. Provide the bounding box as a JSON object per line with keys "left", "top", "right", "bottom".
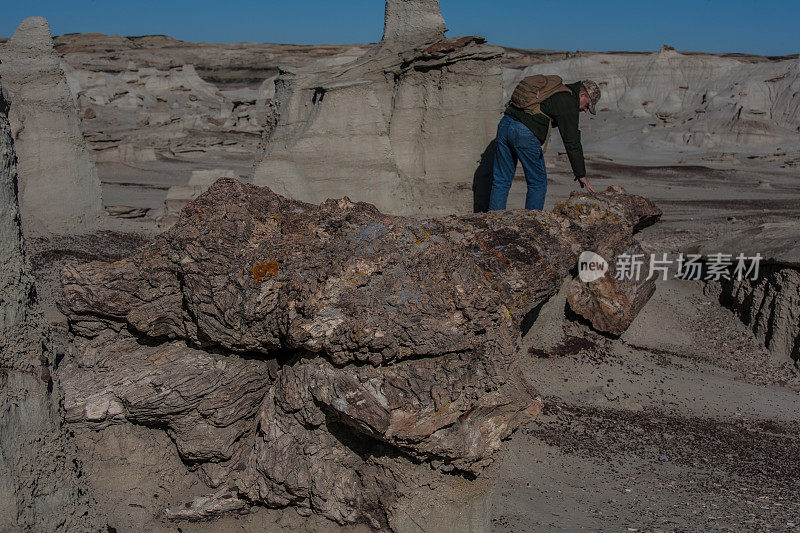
{"left": 577, "top": 177, "right": 595, "bottom": 193}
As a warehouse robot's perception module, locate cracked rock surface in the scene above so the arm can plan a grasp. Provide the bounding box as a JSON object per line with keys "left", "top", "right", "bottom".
{"left": 60, "top": 177, "right": 659, "bottom": 526}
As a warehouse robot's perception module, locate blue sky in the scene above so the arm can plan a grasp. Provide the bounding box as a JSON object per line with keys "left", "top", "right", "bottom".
{"left": 2, "top": 1, "right": 797, "bottom": 56}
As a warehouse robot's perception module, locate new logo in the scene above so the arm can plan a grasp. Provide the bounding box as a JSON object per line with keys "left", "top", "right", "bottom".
{"left": 578, "top": 251, "right": 608, "bottom": 282}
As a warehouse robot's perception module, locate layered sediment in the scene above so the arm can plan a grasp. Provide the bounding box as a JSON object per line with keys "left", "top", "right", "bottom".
{"left": 695, "top": 222, "right": 800, "bottom": 363}
{"left": 252, "top": 0, "right": 504, "bottom": 217}
{"left": 505, "top": 46, "right": 800, "bottom": 149}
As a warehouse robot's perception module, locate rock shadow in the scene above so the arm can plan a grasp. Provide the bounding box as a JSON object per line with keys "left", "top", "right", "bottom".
{"left": 472, "top": 139, "right": 495, "bottom": 213}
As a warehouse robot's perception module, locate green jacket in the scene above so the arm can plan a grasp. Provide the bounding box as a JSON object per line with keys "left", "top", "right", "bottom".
{"left": 504, "top": 81, "right": 586, "bottom": 179}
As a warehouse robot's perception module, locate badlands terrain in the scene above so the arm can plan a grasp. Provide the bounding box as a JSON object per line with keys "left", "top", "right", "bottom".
{"left": 1, "top": 2, "right": 800, "bottom": 531}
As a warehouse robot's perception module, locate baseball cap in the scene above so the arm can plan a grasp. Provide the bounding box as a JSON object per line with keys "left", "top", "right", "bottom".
{"left": 581, "top": 80, "right": 601, "bottom": 115}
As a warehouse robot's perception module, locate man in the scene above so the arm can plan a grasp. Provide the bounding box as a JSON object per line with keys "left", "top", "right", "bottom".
{"left": 488, "top": 78, "right": 601, "bottom": 211}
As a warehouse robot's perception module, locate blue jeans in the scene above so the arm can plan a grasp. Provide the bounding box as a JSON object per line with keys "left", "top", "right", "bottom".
{"left": 488, "top": 115, "right": 547, "bottom": 210}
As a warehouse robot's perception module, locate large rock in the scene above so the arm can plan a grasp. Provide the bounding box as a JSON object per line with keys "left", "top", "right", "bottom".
{"left": 0, "top": 81, "right": 98, "bottom": 531}
{"left": 0, "top": 16, "right": 104, "bottom": 235}
{"left": 556, "top": 186, "right": 663, "bottom": 335}
{"left": 60, "top": 178, "right": 660, "bottom": 526}
{"left": 566, "top": 236, "right": 656, "bottom": 335}
{"left": 252, "top": 2, "right": 503, "bottom": 217}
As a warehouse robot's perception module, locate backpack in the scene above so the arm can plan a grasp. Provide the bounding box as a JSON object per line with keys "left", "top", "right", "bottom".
{"left": 509, "top": 74, "right": 572, "bottom": 116}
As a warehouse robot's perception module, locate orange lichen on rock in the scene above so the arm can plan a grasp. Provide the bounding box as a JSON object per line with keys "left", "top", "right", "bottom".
{"left": 252, "top": 260, "right": 279, "bottom": 281}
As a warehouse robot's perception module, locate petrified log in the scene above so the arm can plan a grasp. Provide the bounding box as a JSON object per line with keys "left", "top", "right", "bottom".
{"left": 553, "top": 185, "right": 662, "bottom": 237}
{"left": 60, "top": 178, "right": 659, "bottom": 526}
{"left": 555, "top": 186, "right": 662, "bottom": 335}
{"left": 566, "top": 237, "right": 657, "bottom": 335}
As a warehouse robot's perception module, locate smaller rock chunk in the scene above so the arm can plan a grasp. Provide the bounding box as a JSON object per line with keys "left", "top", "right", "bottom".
{"left": 165, "top": 488, "right": 248, "bottom": 521}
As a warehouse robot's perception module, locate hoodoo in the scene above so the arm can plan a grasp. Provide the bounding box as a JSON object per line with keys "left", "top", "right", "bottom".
{"left": 0, "top": 17, "right": 104, "bottom": 235}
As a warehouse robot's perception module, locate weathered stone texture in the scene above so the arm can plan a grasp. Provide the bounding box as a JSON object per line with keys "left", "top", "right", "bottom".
{"left": 0, "top": 86, "right": 29, "bottom": 331}
{"left": 719, "top": 266, "right": 800, "bottom": 362}
{"left": 252, "top": 33, "right": 504, "bottom": 217}
{"left": 382, "top": 0, "right": 446, "bottom": 46}
{"left": 60, "top": 178, "right": 660, "bottom": 525}
{"left": 694, "top": 221, "right": 800, "bottom": 363}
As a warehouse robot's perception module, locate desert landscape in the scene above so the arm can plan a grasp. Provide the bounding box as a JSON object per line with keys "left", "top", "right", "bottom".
{"left": 1, "top": 1, "right": 799, "bottom": 531}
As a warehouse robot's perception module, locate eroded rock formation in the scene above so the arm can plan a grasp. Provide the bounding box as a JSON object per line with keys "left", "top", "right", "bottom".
{"left": 505, "top": 46, "right": 800, "bottom": 149}
{"left": 252, "top": 1, "right": 503, "bottom": 217}
{"left": 0, "top": 80, "right": 98, "bottom": 531}
{"left": 695, "top": 222, "right": 800, "bottom": 363}
{"left": 0, "top": 17, "right": 104, "bottom": 235}
{"left": 558, "top": 187, "right": 662, "bottom": 335}
{"left": 60, "top": 178, "right": 660, "bottom": 526}
{"left": 70, "top": 63, "right": 270, "bottom": 162}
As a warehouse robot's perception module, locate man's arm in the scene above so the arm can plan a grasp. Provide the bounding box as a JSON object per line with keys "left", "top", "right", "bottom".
{"left": 553, "top": 100, "right": 586, "bottom": 180}
{"left": 545, "top": 93, "right": 593, "bottom": 191}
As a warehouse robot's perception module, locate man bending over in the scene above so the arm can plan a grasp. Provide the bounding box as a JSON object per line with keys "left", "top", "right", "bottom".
{"left": 489, "top": 76, "right": 601, "bottom": 210}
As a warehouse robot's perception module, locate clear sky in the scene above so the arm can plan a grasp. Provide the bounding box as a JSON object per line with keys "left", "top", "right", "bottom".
{"left": 2, "top": 0, "right": 797, "bottom": 56}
